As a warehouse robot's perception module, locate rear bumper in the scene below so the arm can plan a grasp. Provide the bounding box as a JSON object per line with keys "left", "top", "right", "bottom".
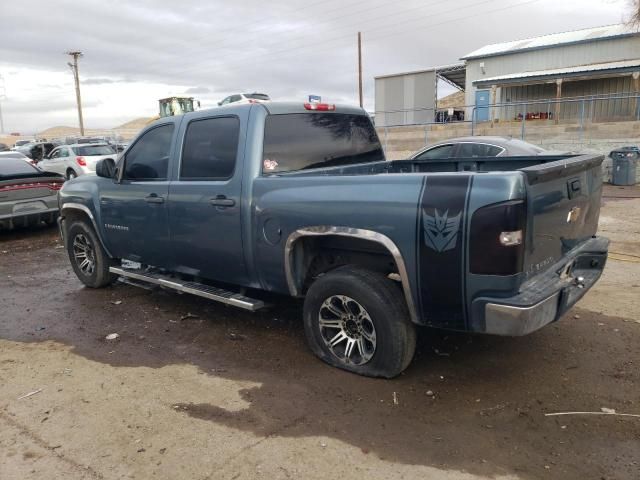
{"left": 472, "top": 236, "right": 609, "bottom": 336}
{"left": 0, "top": 208, "right": 59, "bottom": 229}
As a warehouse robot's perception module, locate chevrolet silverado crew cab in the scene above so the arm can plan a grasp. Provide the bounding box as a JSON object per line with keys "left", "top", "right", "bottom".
{"left": 58, "top": 102, "right": 608, "bottom": 378}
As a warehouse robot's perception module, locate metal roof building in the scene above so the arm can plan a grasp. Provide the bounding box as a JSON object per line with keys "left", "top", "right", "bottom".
{"left": 374, "top": 64, "right": 466, "bottom": 127}
{"left": 462, "top": 24, "right": 640, "bottom": 123}
{"left": 374, "top": 24, "right": 640, "bottom": 127}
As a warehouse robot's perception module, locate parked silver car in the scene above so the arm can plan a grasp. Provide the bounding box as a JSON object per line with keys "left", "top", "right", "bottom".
{"left": 38, "top": 143, "right": 118, "bottom": 179}
{"left": 0, "top": 156, "right": 64, "bottom": 229}
{"left": 410, "top": 136, "right": 549, "bottom": 160}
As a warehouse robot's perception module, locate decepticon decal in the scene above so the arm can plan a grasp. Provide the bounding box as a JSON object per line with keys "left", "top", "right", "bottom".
{"left": 423, "top": 209, "right": 462, "bottom": 253}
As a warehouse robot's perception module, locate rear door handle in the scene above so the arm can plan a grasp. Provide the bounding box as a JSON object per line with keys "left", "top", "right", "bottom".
{"left": 145, "top": 193, "right": 165, "bottom": 204}
{"left": 210, "top": 195, "right": 235, "bottom": 207}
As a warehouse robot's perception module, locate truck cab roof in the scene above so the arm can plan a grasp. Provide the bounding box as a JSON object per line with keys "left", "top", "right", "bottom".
{"left": 149, "top": 102, "right": 367, "bottom": 127}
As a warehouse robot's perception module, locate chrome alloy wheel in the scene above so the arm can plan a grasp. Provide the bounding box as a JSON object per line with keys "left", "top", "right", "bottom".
{"left": 318, "top": 295, "right": 376, "bottom": 365}
{"left": 73, "top": 233, "right": 96, "bottom": 276}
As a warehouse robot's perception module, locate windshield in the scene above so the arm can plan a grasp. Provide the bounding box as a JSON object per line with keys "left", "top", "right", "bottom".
{"left": 74, "top": 145, "right": 115, "bottom": 156}
{"left": 160, "top": 97, "right": 194, "bottom": 116}
{"left": 262, "top": 113, "right": 384, "bottom": 174}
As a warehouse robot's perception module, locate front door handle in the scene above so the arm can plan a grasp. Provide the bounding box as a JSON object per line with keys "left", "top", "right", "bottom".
{"left": 145, "top": 193, "right": 165, "bottom": 204}
{"left": 210, "top": 195, "right": 235, "bottom": 207}
{"left": 567, "top": 179, "right": 582, "bottom": 199}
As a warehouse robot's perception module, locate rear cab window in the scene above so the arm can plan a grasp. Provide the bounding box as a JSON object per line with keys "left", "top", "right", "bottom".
{"left": 262, "top": 113, "right": 384, "bottom": 174}
{"left": 75, "top": 145, "right": 115, "bottom": 156}
{"left": 245, "top": 93, "right": 270, "bottom": 101}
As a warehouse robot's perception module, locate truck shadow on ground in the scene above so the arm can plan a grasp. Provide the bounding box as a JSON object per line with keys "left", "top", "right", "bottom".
{"left": 1, "top": 229, "right": 638, "bottom": 479}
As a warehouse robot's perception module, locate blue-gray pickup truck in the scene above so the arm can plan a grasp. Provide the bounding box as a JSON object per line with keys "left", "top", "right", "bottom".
{"left": 58, "top": 102, "right": 608, "bottom": 377}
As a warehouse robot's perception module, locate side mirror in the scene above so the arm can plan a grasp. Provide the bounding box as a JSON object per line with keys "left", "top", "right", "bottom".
{"left": 217, "top": 101, "right": 222, "bottom": 106}
{"left": 96, "top": 158, "right": 116, "bottom": 179}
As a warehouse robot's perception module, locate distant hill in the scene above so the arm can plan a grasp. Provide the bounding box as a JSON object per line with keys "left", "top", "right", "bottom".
{"left": 36, "top": 117, "right": 155, "bottom": 140}
{"left": 437, "top": 91, "right": 465, "bottom": 109}
{"left": 113, "top": 117, "right": 156, "bottom": 130}
{"left": 38, "top": 125, "right": 82, "bottom": 138}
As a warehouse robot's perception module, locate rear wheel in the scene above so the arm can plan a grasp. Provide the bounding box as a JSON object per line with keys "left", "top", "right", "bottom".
{"left": 303, "top": 265, "right": 416, "bottom": 378}
{"left": 66, "top": 220, "right": 117, "bottom": 288}
{"left": 66, "top": 169, "right": 77, "bottom": 180}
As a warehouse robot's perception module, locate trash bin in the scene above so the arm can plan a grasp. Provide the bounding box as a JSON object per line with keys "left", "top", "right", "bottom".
{"left": 609, "top": 147, "right": 638, "bottom": 186}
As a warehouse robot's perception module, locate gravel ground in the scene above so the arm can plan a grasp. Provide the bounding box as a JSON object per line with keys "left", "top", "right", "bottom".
{"left": 0, "top": 186, "right": 638, "bottom": 480}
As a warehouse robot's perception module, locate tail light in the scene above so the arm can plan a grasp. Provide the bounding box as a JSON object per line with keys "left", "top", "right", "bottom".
{"left": 0, "top": 181, "right": 64, "bottom": 193}
{"left": 304, "top": 103, "right": 336, "bottom": 111}
{"left": 76, "top": 156, "right": 86, "bottom": 166}
{"left": 470, "top": 200, "right": 526, "bottom": 275}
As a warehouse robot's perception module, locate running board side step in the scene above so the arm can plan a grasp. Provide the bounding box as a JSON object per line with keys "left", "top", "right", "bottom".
{"left": 109, "top": 267, "right": 265, "bottom": 311}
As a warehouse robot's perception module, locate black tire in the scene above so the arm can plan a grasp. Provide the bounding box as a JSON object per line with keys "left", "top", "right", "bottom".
{"left": 65, "top": 220, "right": 117, "bottom": 288}
{"left": 303, "top": 265, "right": 416, "bottom": 378}
{"left": 66, "top": 169, "right": 77, "bottom": 180}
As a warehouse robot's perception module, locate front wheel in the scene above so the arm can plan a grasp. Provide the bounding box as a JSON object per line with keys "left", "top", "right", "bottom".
{"left": 65, "top": 220, "right": 117, "bottom": 288}
{"left": 303, "top": 265, "right": 416, "bottom": 378}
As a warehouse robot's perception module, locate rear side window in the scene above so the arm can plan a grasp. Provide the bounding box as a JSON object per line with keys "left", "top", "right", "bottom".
{"left": 262, "top": 113, "right": 383, "bottom": 174}
{"left": 458, "top": 143, "right": 504, "bottom": 157}
{"left": 124, "top": 124, "right": 174, "bottom": 180}
{"left": 416, "top": 144, "right": 454, "bottom": 160}
{"left": 181, "top": 117, "right": 240, "bottom": 179}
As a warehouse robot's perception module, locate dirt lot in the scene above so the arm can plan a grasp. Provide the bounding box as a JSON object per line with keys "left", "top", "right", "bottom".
{"left": 1, "top": 186, "right": 639, "bottom": 480}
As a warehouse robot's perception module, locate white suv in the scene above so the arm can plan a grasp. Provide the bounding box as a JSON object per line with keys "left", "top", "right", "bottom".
{"left": 218, "top": 93, "right": 270, "bottom": 107}
{"left": 38, "top": 143, "right": 117, "bottom": 180}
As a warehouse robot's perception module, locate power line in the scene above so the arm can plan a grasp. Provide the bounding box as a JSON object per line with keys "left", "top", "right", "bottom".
{"left": 176, "top": 0, "right": 454, "bottom": 68}
{"left": 152, "top": 0, "right": 503, "bottom": 79}
{"left": 129, "top": 0, "right": 388, "bottom": 72}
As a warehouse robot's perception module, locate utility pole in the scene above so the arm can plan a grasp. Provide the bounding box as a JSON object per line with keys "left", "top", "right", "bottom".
{"left": 66, "top": 51, "right": 85, "bottom": 135}
{"left": 358, "top": 32, "right": 363, "bottom": 108}
{"left": 0, "top": 75, "right": 6, "bottom": 134}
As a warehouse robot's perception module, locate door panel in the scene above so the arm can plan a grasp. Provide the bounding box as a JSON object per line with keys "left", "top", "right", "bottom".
{"left": 99, "top": 123, "right": 176, "bottom": 266}
{"left": 168, "top": 114, "right": 247, "bottom": 285}
{"left": 475, "top": 90, "right": 490, "bottom": 122}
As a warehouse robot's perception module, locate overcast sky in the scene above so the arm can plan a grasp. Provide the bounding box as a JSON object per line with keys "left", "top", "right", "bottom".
{"left": 0, "top": 0, "right": 634, "bottom": 133}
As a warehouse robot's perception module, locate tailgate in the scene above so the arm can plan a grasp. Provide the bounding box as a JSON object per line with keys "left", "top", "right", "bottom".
{"left": 519, "top": 154, "right": 604, "bottom": 278}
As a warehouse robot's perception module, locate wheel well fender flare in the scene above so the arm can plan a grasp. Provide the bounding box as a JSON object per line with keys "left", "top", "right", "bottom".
{"left": 60, "top": 203, "right": 113, "bottom": 258}
{"left": 284, "top": 226, "right": 418, "bottom": 323}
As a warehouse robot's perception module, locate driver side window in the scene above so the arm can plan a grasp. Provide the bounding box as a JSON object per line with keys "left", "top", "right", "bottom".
{"left": 123, "top": 124, "right": 174, "bottom": 181}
